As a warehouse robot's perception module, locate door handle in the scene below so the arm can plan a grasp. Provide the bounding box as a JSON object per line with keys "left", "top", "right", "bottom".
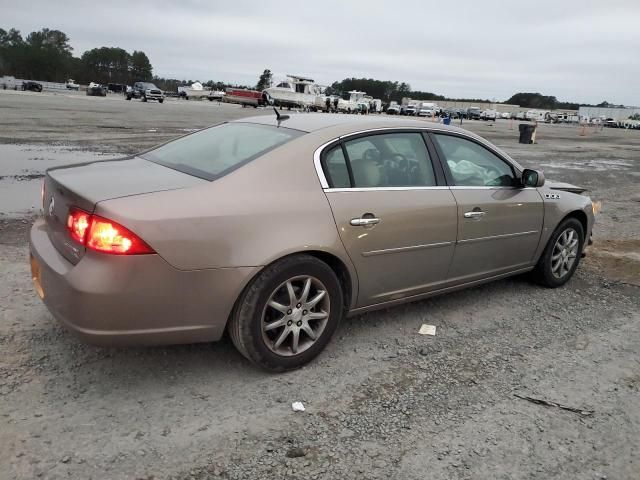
{"left": 350, "top": 217, "right": 380, "bottom": 227}
{"left": 464, "top": 211, "right": 485, "bottom": 219}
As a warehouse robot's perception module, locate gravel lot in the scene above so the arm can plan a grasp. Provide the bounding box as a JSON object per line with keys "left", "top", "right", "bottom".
{"left": 1, "top": 90, "right": 638, "bottom": 480}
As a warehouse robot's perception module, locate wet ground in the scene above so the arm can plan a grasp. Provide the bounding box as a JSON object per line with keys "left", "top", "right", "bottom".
{"left": 0, "top": 90, "right": 638, "bottom": 480}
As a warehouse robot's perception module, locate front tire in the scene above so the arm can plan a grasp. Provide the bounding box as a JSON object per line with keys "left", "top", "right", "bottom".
{"left": 159, "top": 98, "right": 164, "bottom": 104}
{"left": 533, "top": 217, "right": 584, "bottom": 287}
{"left": 228, "top": 255, "right": 344, "bottom": 371}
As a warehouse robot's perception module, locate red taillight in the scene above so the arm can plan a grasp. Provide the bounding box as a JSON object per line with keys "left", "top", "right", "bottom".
{"left": 86, "top": 215, "right": 154, "bottom": 254}
{"left": 66, "top": 209, "right": 154, "bottom": 255}
{"left": 67, "top": 208, "right": 91, "bottom": 244}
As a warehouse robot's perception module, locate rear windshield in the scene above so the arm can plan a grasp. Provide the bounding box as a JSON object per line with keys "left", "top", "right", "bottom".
{"left": 142, "top": 123, "right": 303, "bottom": 180}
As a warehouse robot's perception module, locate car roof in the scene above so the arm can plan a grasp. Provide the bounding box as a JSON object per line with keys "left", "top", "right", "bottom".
{"left": 233, "top": 113, "right": 470, "bottom": 136}
{"left": 231, "top": 113, "right": 524, "bottom": 171}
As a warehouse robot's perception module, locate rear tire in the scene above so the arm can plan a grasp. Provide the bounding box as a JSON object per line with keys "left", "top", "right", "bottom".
{"left": 533, "top": 217, "right": 584, "bottom": 288}
{"left": 228, "top": 255, "right": 344, "bottom": 371}
{"left": 142, "top": 95, "right": 147, "bottom": 102}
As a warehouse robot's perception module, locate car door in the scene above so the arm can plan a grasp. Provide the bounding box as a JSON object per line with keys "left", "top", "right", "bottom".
{"left": 319, "top": 130, "right": 458, "bottom": 307}
{"left": 431, "top": 133, "right": 544, "bottom": 282}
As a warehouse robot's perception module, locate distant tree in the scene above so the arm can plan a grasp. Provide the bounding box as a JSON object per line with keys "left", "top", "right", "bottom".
{"left": 0, "top": 26, "right": 158, "bottom": 85}
{"left": 0, "top": 28, "right": 24, "bottom": 47}
{"left": 80, "top": 47, "right": 131, "bottom": 84}
{"left": 256, "top": 69, "right": 273, "bottom": 91}
{"left": 130, "top": 50, "right": 153, "bottom": 81}
{"left": 22, "top": 28, "right": 74, "bottom": 80}
{"left": 596, "top": 100, "right": 610, "bottom": 108}
{"left": 0, "top": 28, "right": 25, "bottom": 76}
{"left": 505, "top": 92, "right": 558, "bottom": 109}
{"left": 0, "top": 28, "right": 73, "bottom": 80}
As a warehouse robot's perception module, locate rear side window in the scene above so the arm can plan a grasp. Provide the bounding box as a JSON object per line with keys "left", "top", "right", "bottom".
{"left": 344, "top": 132, "right": 436, "bottom": 188}
{"left": 323, "top": 146, "right": 351, "bottom": 188}
{"left": 142, "top": 123, "right": 303, "bottom": 180}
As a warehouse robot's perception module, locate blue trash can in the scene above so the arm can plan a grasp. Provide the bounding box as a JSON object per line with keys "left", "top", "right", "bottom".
{"left": 443, "top": 117, "right": 451, "bottom": 125}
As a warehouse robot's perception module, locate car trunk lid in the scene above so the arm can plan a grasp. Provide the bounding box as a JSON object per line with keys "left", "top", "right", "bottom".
{"left": 44, "top": 157, "right": 206, "bottom": 264}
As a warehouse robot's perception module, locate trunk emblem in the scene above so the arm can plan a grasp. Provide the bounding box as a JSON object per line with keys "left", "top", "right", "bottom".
{"left": 48, "top": 196, "right": 55, "bottom": 216}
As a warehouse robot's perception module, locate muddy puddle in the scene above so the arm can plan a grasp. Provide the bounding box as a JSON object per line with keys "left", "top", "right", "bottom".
{"left": 587, "top": 239, "right": 640, "bottom": 286}
{"left": 538, "top": 159, "right": 635, "bottom": 172}
{"left": 0, "top": 144, "right": 121, "bottom": 217}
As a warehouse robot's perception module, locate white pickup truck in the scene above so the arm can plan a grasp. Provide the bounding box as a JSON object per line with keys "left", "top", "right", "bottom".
{"left": 481, "top": 109, "right": 498, "bottom": 120}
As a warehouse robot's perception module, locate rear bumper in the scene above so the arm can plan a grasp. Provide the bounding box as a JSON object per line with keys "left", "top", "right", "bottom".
{"left": 29, "top": 218, "right": 259, "bottom": 346}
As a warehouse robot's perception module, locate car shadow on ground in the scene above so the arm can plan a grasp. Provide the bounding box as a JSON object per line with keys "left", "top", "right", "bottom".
{"left": 24, "top": 272, "right": 547, "bottom": 392}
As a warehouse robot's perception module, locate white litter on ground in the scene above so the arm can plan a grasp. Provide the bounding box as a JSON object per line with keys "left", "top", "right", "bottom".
{"left": 291, "top": 402, "right": 305, "bottom": 412}
{"left": 418, "top": 324, "right": 437, "bottom": 336}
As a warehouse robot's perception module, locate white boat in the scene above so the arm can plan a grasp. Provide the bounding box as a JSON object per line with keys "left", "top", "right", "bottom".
{"left": 178, "top": 82, "right": 210, "bottom": 99}
{"left": 337, "top": 90, "right": 368, "bottom": 113}
{"left": 263, "top": 75, "right": 324, "bottom": 109}
{"left": 206, "top": 90, "right": 226, "bottom": 101}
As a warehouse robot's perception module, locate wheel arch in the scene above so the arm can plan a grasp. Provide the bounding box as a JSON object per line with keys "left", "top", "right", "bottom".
{"left": 562, "top": 209, "right": 588, "bottom": 236}
{"left": 226, "top": 249, "right": 357, "bottom": 332}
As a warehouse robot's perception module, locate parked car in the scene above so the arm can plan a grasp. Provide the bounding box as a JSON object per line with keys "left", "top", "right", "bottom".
{"left": 501, "top": 112, "right": 510, "bottom": 119}
{"left": 417, "top": 107, "right": 436, "bottom": 117}
{"left": 86, "top": 82, "right": 107, "bottom": 97}
{"left": 481, "top": 109, "right": 498, "bottom": 120}
{"left": 386, "top": 104, "right": 401, "bottom": 115}
{"left": 466, "top": 107, "right": 481, "bottom": 119}
{"left": 126, "top": 82, "right": 164, "bottom": 103}
{"left": 443, "top": 107, "right": 462, "bottom": 119}
{"left": 30, "top": 115, "right": 595, "bottom": 371}
{"left": 66, "top": 79, "right": 80, "bottom": 91}
{"left": 22, "top": 81, "right": 43, "bottom": 92}
{"left": 404, "top": 105, "right": 417, "bottom": 116}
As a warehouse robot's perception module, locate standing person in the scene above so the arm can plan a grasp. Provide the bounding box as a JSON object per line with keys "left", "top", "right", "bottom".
{"left": 325, "top": 96, "right": 331, "bottom": 112}
{"left": 333, "top": 97, "right": 339, "bottom": 112}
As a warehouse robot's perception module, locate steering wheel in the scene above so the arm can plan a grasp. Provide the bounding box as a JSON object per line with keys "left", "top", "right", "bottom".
{"left": 386, "top": 153, "right": 408, "bottom": 169}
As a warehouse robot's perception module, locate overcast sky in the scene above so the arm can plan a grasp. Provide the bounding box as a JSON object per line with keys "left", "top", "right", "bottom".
{"left": 3, "top": 0, "right": 639, "bottom": 104}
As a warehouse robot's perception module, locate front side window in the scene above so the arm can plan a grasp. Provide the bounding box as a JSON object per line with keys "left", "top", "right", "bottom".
{"left": 142, "top": 123, "right": 303, "bottom": 180}
{"left": 433, "top": 134, "right": 515, "bottom": 187}
{"left": 343, "top": 133, "right": 436, "bottom": 188}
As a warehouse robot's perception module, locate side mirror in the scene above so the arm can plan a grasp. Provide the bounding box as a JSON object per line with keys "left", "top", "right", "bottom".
{"left": 521, "top": 168, "right": 545, "bottom": 188}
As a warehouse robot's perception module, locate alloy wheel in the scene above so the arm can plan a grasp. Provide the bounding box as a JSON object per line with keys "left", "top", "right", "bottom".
{"left": 261, "top": 276, "right": 330, "bottom": 356}
{"left": 551, "top": 228, "right": 579, "bottom": 279}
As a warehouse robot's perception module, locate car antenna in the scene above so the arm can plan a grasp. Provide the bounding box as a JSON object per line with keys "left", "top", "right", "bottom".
{"left": 274, "top": 107, "right": 290, "bottom": 125}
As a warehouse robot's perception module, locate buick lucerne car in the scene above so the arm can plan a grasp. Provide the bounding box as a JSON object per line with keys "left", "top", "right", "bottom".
{"left": 30, "top": 114, "right": 595, "bottom": 371}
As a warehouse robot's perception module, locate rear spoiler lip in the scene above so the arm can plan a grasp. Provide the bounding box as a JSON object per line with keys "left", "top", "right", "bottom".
{"left": 45, "top": 154, "right": 134, "bottom": 174}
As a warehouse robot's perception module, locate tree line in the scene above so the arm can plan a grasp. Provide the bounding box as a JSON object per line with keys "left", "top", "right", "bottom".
{"left": 504, "top": 93, "right": 614, "bottom": 110}
{"left": 0, "top": 27, "right": 152, "bottom": 85}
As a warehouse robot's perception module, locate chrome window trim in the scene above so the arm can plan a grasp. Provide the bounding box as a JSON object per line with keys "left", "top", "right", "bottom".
{"left": 325, "top": 186, "right": 450, "bottom": 193}
{"left": 313, "top": 138, "right": 339, "bottom": 189}
{"left": 362, "top": 241, "right": 454, "bottom": 257}
{"left": 449, "top": 186, "right": 535, "bottom": 190}
{"left": 313, "top": 126, "right": 483, "bottom": 191}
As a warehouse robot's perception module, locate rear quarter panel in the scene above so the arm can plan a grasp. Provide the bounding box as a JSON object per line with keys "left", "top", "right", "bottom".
{"left": 94, "top": 129, "right": 358, "bottom": 301}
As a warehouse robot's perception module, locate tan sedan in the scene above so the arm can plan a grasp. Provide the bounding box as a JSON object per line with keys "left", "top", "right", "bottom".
{"left": 30, "top": 114, "right": 595, "bottom": 370}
